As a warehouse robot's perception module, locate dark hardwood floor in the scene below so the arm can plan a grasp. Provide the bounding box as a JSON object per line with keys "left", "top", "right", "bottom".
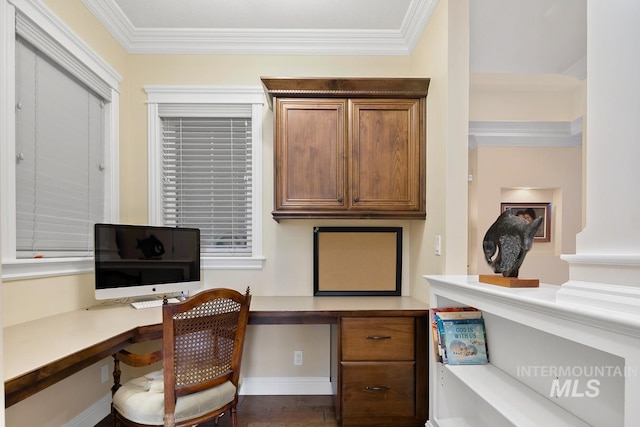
{"left": 96, "top": 395, "right": 339, "bottom": 427}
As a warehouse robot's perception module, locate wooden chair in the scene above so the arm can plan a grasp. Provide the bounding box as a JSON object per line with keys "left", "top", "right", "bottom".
{"left": 112, "top": 287, "right": 251, "bottom": 427}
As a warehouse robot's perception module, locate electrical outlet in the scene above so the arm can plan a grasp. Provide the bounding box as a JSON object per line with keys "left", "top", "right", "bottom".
{"left": 101, "top": 364, "right": 110, "bottom": 383}
{"left": 294, "top": 350, "right": 303, "bottom": 366}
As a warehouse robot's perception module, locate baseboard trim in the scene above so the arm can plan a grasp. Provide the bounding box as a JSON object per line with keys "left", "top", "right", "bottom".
{"left": 70, "top": 377, "right": 332, "bottom": 425}
{"left": 239, "top": 376, "right": 333, "bottom": 395}
{"left": 63, "top": 392, "right": 111, "bottom": 427}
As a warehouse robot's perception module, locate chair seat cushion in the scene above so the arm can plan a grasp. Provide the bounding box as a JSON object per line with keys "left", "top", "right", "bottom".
{"left": 113, "top": 370, "right": 236, "bottom": 425}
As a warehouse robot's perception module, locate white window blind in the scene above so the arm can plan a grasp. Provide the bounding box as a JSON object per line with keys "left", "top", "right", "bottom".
{"left": 14, "top": 36, "right": 105, "bottom": 258}
{"left": 160, "top": 107, "right": 253, "bottom": 255}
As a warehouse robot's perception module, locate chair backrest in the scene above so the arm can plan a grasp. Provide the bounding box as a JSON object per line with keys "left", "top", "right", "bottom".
{"left": 161, "top": 287, "right": 251, "bottom": 424}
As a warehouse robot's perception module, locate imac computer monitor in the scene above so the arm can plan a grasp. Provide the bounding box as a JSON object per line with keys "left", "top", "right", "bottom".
{"left": 94, "top": 223, "right": 202, "bottom": 300}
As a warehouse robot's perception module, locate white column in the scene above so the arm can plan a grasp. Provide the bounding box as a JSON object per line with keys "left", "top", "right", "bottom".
{"left": 558, "top": 1, "right": 640, "bottom": 312}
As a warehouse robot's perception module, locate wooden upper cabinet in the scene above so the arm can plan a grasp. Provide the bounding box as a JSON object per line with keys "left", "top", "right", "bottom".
{"left": 262, "top": 77, "right": 429, "bottom": 221}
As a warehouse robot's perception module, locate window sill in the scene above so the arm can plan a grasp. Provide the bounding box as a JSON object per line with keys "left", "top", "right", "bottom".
{"left": 2, "top": 257, "right": 93, "bottom": 281}
{"left": 201, "top": 256, "right": 265, "bottom": 270}
{"left": 1, "top": 255, "right": 265, "bottom": 281}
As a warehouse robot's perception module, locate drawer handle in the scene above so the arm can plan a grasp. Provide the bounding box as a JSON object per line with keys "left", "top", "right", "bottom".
{"left": 365, "top": 335, "right": 392, "bottom": 340}
{"left": 365, "top": 386, "right": 391, "bottom": 392}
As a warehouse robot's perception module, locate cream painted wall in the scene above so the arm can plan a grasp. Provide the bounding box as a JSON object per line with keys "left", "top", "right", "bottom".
{"left": 121, "top": 51, "right": 423, "bottom": 387}
{"left": 470, "top": 146, "right": 582, "bottom": 284}
{"left": 470, "top": 74, "right": 585, "bottom": 121}
{"left": 6, "top": 361, "right": 113, "bottom": 426}
{"left": 3, "top": 0, "right": 468, "bottom": 425}
{"left": 121, "top": 54, "right": 414, "bottom": 224}
{"left": 407, "top": 0, "right": 470, "bottom": 303}
{"left": 442, "top": 0, "right": 470, "bottom": 277}
{"left": 2, "top": 274, "right": 95, "bottom": 327}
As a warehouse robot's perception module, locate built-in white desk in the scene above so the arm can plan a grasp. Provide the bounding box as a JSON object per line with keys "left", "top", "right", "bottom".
{"left": 3, "top": 296, "right": 429, "bottom": 413}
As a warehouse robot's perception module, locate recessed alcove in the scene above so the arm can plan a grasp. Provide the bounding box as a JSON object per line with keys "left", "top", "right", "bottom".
{"left": 468, "top": 120, "right": 583, "bottom": 284}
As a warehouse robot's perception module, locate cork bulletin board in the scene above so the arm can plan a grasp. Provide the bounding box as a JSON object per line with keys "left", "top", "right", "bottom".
{"left": 313, "top": 227, "right": 402, "bottom": 296}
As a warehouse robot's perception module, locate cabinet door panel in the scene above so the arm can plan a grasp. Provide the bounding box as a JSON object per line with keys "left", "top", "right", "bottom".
{"left": 275, "top": 99, "right": 346, "bottom": 210}
{"left": 341, "top": 362, "right": 415, "bottom": 417}
{"left": 350, "top": 100, "right": 421, "bottom": 211}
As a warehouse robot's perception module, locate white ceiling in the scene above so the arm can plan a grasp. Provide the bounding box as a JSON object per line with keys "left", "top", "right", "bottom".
{"left": 82, "top": 0, "right": 586, "bottom": 77}
{"left": 470, "top": 0, "right": 586, "bottom": 77}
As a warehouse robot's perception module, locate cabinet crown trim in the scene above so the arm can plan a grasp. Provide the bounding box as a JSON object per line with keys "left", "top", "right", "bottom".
{"left": 261, "top": 77, "right": 430, "bottom": 109}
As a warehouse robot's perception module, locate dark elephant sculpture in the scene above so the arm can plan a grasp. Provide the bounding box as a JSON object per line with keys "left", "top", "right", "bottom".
{"left": 482, "top": 210, "right": 543, "bottom": 278}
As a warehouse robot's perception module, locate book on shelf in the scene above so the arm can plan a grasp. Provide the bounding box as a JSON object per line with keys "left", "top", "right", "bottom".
{"left": 430, "top": 307, "right": 488, "bottom": 365}
{"left": 430, "top": 307, "right": 481, "bottom": 363}
{"left": 441, "top": 317, "right": 488, "bottom": 365}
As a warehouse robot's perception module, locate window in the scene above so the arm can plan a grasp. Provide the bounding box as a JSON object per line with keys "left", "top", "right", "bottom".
{"left": 15, "top": 37, "right": 105, "bottom": 258}
{"left": 1, "top": 1, "right": 120, "bottom": 279}
{"left": 146, "top": 86, "right": 264, "bottom": 269}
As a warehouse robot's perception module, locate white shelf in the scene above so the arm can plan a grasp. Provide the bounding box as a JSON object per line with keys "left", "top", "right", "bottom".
{"left": 426, "top": 275, "right": 638, "bottom": 427}
{"left": 444, "top": 363, "right": 589, "bottom": 427}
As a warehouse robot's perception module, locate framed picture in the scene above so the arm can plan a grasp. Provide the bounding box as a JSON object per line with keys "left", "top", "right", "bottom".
{"left": 313, "top": 226, "right": 402, "bottom": 296}
{"left": 500, "top": 202, "right": 551, "bottom": 242}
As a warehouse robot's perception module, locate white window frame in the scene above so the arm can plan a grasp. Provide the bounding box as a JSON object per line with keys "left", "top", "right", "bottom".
{"left": 0, "top": 0, "right": 121, "bottom": 280}
{"left": 145, "top": 85, "right": 265, "bottom": 270}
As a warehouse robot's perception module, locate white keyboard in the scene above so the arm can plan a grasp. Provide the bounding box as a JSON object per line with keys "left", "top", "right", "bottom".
{"left": 130, "top": 298, "right": 180, "bottom": 309}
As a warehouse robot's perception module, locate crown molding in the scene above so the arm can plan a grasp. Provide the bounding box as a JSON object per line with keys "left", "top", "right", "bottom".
{"left": 468, "top": 118, "right": 583, "bottom": 149}
{"left": 82, "top": 0, "right": 437, "bottom": 55}
{"left": 403, "top": 0, "right": 438, "bottom": 53}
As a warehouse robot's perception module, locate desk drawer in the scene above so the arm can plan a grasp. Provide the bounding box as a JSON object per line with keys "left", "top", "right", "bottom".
{"left": 341, "top": 317, "right": 414, "bottom": 361}
{"left": 341, "top": 362, "right": 415, "bottom": 417}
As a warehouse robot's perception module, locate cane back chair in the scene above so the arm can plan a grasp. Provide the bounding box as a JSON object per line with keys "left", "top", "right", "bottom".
{"left": 112, "top": 287, "right": 251, "bottom": 427}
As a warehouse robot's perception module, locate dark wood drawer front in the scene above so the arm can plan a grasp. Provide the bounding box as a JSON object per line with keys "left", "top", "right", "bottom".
{"left": 341, "top": 362, "right": 415, "bottom": 417}
{"left": 342, "top": 317, "right": 414, "bottom": 361}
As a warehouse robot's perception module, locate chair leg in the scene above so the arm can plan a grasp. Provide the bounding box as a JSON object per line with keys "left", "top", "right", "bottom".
{"left": 231, "top": 407, "right": 238, "bottom": 427}
{"left": 112, "top": 409, "right": 120, "bottom": 427}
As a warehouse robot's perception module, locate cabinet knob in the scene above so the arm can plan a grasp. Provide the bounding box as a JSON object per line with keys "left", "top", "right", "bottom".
{"left": 354, "top": 196, "right": 360, "bottom": 202}
{"left": 364, "top": 386, "right": 391, "bottom": 392}
{"left": 365, "top": 335, "right": 391, "bottom": 340}
{"left": 337, "top": 196, "right": 343, "bottom": 203}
